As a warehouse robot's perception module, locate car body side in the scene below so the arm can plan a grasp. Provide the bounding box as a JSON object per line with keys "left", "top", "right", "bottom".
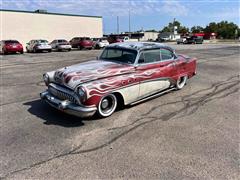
{"left": 80, "top": 50, "right": 196, "bottom": 106}
{"left": 46, "top": 46, "right": 196, "bottom": 107}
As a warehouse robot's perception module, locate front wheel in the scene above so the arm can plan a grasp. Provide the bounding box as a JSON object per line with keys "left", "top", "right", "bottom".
{"left": 176, "top": 75, "right": 187, "bottom": 90}
{"left": 97, "top": 94, "right": 117, "bottom": 117}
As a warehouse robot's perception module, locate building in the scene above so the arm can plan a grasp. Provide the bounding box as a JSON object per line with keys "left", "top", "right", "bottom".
{"left": 139, "top": 31, "right": 159, "bottom": 41}
{"left": 0, "top": 9, "right": 103, "bottom": 50}
{"left": 104, "top": 31, "right": 159, "bottom": 42}
{"left": 192, "top": 33, "right": 217, "bottom": 40}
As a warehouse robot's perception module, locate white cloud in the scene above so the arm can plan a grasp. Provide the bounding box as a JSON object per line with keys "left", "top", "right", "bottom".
{"left": 162, "top": 1, "right": 188, "bottom": 16}
{"left": 1, "top": 0, "right": 189, "bottom": 17}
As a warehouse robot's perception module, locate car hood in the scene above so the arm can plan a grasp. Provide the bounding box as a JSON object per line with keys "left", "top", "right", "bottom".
{"left": 53, "top": 60, "right": 135, "bottom": 89}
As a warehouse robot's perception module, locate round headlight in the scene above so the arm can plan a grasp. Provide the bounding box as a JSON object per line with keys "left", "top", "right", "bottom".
{"left": 78, "top": 86, "right": 87, "bottom": 102}
{"left": 43, "top": 73, "right": 49, "bottom": 85}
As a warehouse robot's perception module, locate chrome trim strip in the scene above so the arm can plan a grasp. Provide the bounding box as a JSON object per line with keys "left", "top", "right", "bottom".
{"left": 130, "top": 87, "right": 176, "bottom": 105}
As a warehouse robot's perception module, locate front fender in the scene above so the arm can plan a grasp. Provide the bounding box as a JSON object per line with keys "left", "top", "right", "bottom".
{"left": 80, "top": 74, "right": 139, "bottom": 106}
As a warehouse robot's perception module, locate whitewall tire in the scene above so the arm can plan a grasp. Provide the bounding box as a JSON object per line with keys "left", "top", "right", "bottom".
{"left": 176, "top": 75, "right": 187, "bottom": 90}
{"left": 97, "top": 94, "right": 117, "bottom": 117}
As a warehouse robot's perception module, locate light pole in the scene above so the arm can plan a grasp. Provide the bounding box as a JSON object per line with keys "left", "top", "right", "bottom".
{"left": 117, "top": 16, "right": 119, "bottom": 34}
{"left": 129, "top": 10, "right": 131, "bottom": 33}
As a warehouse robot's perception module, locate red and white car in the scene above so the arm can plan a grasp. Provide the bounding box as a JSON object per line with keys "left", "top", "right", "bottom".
{"left": 40, "top": 42, "right": 197, "bottom": 118}
{"left": 0, "top": 40, "right": 24, "bottom": 54}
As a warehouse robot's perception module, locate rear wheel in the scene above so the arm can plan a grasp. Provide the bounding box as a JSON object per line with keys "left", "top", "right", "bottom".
{"left": 97, "top": 94, "right": 117, "bottom": 117}
{"left": 95, "top": 44, "right": 100, "bottom": 49}
{"left": 176, "top": 75, "right": 187, "bottom": 90}
{"left": 20, "top": 50, "right": 24, "bottom": 54}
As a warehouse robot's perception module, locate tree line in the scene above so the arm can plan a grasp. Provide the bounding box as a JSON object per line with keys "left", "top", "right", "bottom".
{"left": 146, "top": 20, "right": 239, "bottom": 39}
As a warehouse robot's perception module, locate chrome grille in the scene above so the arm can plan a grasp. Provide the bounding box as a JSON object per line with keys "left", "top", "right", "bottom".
{"left": 48, "top": 85, "right": 78, "bottom": 104}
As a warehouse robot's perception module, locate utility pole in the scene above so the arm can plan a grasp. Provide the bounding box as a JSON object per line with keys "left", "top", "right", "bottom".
{"left": 117, "top": 16, "right": 119, "bottom": 34}
{"left": 173, "top": 18, "right": 176, "bottom": 34}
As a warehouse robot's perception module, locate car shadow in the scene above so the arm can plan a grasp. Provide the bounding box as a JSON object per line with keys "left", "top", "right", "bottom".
{"left": 23, "top": 99, "right": 96, "bottom": 127}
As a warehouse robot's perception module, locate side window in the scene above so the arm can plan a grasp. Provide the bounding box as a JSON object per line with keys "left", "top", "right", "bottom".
{"left": 160, "top": 49, "right": 174, "bottom": 61}
{"left": 138, "top": 50, "right": 160, "bottom": 64}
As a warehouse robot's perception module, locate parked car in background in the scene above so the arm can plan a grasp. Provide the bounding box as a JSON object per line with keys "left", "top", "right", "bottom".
{"left": 26, "top": 40, "right": 52, "bottom": 53}
{"left": 176, "top": 37, "right": 187, "bottom": 44}
{"left": 92, "top": 37, "right": 109, "bottom": 49}
{"left": 185, "top": 36, "right": 203, "bottom": 44}
{"left": 40, "top": 42, "right": 197, "bottom": 118}
{"left": 0, "top": 40, "right": 23, "bottom": 54}
{"left": 50, "top": 39, "right": 72, "bottom": 51}
{"left": 69, "top": 37, "right": 93, "bottom": 50}
{"left": 107, "top": 36, "right": 125, "bottom": 44}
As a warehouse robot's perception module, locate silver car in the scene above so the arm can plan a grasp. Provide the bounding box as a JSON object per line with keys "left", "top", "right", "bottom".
{"left": 26, "top": 39, "right": 52, "bottom": 53}
{"left": 50, "top": 39, "right": 72, "bottom": 51}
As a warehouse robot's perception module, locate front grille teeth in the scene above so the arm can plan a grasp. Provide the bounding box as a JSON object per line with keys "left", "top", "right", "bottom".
{"left": 48, "top": 86, "right": 78, "bottom": 104}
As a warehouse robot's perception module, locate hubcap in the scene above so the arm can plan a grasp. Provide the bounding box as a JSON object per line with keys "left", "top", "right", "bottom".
{"left": 101, "top": 99, "right": 109, "bottom": 109}
{"left": 98, "top": 94, "right": 117, "bottom": 117}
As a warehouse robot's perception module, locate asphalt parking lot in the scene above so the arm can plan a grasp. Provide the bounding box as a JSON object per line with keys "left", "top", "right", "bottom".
{"left": 0, "top": 43, "right": 239, "bottom": 179}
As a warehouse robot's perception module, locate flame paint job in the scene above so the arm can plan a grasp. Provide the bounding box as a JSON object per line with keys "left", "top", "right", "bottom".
{"left": 46, "top": 54, "right": 196, "bottom": 107}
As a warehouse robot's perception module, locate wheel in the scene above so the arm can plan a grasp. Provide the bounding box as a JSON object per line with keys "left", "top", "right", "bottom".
{"left": 78, "top": 45, "right": 82, "bottom": 50}
{"left": 68, "top": 48, "right": 71, "bottom": 51}
{"left": 48, "top": 49, "right": 52, "bottom": 52}
{"left": 176, "top": 75, "right": 187, "bottom": 90}
{"left": 20, "top": 51, "right": 24, "bottom": 54}
{"left": 95, "top": 44, "right": 100, "bottom": 49}
{"left": 33, "top": 48, "right": 37, "bottom": 53}
{"left": 97, "top": 94, "right": 117, "bottom": 117}
{"left": 26, "top": 48, "right": 30, "bottom": 53}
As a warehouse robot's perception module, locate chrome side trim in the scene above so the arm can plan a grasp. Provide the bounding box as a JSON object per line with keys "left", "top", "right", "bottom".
{"left": 130, "top": 87, "right": 176, "bottom": 105}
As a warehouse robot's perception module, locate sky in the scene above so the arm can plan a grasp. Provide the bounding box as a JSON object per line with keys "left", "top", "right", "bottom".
{"left": 1, "top": 0, "right": 239, "bottom": 34}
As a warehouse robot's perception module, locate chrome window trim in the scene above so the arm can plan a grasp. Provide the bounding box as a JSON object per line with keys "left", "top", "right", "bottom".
{"left": 135, "top": 48, "right": 177, "bottom": 66}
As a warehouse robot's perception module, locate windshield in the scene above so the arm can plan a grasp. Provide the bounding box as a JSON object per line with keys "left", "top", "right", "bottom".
{"left": 36, "top": 40, "right": 48, "bottom": 43}
{"left": 58, "top": 39, "right": 67, "bottom": 42}
{"left": 100, "top": 48, "right": 137, "bottom": 64}
{"left": 5, "top": 40, "right": 19, "bottom": 44}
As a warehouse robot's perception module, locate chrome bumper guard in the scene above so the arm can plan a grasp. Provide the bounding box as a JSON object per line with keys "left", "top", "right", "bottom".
{"left": 40, "top": 91, "right": 97, "bottom": 118}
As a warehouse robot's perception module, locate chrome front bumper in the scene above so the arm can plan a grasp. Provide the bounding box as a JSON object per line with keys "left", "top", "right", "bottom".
{"left": 40, "top": 91, "right": 97, "bottom": 118}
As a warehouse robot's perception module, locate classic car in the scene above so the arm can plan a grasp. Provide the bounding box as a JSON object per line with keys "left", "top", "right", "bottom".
{"left": 40, "top": 42, "right": 197, "bottom": 118}
{"left": 0, "top": 40, "right": 24, "bottom": 54}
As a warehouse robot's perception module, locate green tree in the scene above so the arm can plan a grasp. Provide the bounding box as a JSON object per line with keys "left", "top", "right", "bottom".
{"left": 178, "top": 26, "right": 189, "bottom": 34}
{"left": 191, "top": 26, "right": 204, "bottom": 33}
{"left": 204, "top": 21, "right": 239, "bottom": 39}
{"left": 161, "top": 20, "right": 189, "bottom": 34}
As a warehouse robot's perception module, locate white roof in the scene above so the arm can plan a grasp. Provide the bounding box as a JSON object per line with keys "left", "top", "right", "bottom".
{"left": 107, "top": 41, "right": 172, "bottom": 51}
